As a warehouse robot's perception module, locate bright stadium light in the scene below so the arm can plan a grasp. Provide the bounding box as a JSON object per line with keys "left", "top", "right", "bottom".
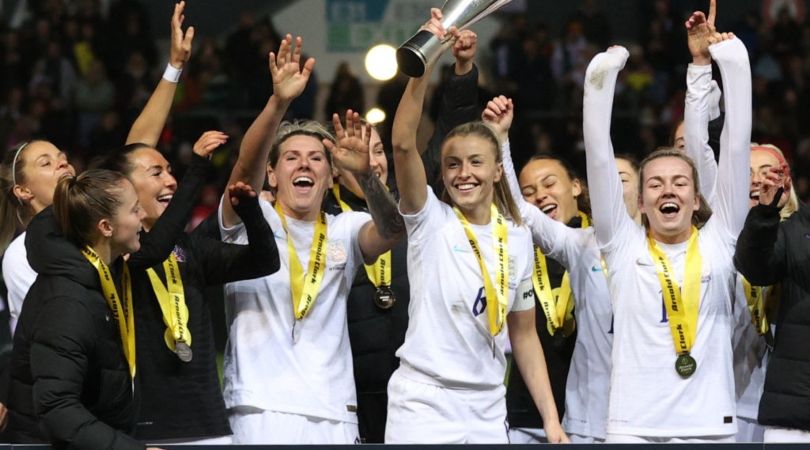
{"left": 365, "top": 107, "right": 386, "bottom": 125}
{"left": 365, "top": 44, "right": 398, "bottom": 81}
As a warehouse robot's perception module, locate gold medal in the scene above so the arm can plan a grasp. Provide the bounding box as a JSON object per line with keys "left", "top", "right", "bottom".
{"left": 675, "top": 353, "right": 697, "bottom": 378}
{"left": 374, "top": 286, "right": 396, "bottom": 310}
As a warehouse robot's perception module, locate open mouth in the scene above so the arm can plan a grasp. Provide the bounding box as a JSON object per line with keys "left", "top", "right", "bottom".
{"left": 157, "top": 194, "right": 173, "bottom": 205}
{"left": 659, "top": 202, "right": 680, "bottom": 217}
{"left": 455, "top": 183, "right": 478, "bottom": 193}
{"left": 541, "top": 204, "right": 558, "bottom": 216}
{"left": 750, "top": 190, "right": 760, "bottom": 200}
{"left": 293, "top": 176, "right": 315, "bottom": 188}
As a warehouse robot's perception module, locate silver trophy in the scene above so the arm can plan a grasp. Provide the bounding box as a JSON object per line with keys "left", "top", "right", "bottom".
{"left": 396, "top": 0, "right": 511, "bottom": 77}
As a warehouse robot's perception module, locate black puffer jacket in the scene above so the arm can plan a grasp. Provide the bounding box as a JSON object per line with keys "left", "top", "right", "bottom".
{"left": 734, "top": 201, "right": 810, "bottom": 431}
{"left": 6, "top": 209, "right": 143, "bottom": 449}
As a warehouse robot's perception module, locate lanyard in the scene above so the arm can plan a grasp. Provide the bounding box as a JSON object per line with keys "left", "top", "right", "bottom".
{"left": 146, "top": 253, "right": 191, "bottom": 352}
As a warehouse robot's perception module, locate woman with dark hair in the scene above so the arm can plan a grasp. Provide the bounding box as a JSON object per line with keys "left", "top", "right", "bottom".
{"left": 91, "top": 133, "right": 279, "bottom": 444}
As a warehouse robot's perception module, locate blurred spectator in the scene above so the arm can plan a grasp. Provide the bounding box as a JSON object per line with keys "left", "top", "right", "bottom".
{"left": 325, "top": 61, "right": 365, "bottom": 118}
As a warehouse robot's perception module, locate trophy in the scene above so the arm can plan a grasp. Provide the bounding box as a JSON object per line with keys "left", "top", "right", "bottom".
{"left": 396, "top": 0, "right": 511, "bottom": 77}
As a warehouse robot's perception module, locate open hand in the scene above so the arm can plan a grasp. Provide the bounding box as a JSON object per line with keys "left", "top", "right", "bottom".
{"left": 192, "top": 130, "right": 228, "bottom": 159}
{"left": 324, "top": 110, "right": 372, "bottom": 175}
{"left": 270, "top": 34, "right": 316, "bottom": 103}
{"left": 228, "top": 181, "right": 258, "bottom": 207}
{"left": 169, "top": 1, "right": 194, "bottom": 69}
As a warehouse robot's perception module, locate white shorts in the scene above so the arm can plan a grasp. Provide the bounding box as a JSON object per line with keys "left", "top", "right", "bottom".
{"left": 736, "top": 416, "right": 765, "bottom": 442}
{"left": 764, "top": 427, "right": 810, "bottom": 443}
{"left": 606, "top": 433, "right": 735, "bottom": 443}
{"left": 229, "top": 406, "right": 359, "bottom": 444}
{"left": 385, "top": 369, "right": 508, "bottom": 444}
{"left": 508, "top": 427, "right": 546, "bottom": 443}
{"left": 147, "top": 435, "right": 233, "bottom": 446}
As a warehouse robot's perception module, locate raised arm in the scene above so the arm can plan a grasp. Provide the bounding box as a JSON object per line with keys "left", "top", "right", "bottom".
{"left": 482, "top": 96, "right": 578, "bottom": 263}
{"left": 684, "top": 0, "right": 721, "bottom": 207}
{"left": 709, "top": 34, "right": 752, "bottom": 238}
{"left": 126, "top": 1, "right": 193, "bottom": 147}
{"left": 193, "top": 182, "right": 280, "bottom": 284}
{"left": 325, "top": 111, "right": 404, "bottom": 262}
{"left": 423, "top": 30, "right": 481, "bottom": 188}
{"left": 583, "top": 46, "right": 633, "bottom": 247}
{"left": 221, "top": 35, "right": 314, "bottom": 228}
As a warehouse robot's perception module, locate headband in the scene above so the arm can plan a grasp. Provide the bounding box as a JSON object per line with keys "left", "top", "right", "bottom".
{"left": 10, "top": 142, "right": 29, "bottom": 188}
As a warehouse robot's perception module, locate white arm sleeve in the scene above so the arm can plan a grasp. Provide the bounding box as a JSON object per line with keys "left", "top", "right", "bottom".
{"left": 709, "top": 38, "right": 753, "bottom": 240}
{"left": 583, "top": 47, "right": 635, "bottom": 250}
{"left": 684, "top": 63, "right": 720, "bottom": 208}
{"left": 501, "top": 140, "right": 578, "bottom": 265}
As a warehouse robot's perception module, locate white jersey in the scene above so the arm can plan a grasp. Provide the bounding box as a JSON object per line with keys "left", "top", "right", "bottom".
{"left": 2, "top": 232, "right": 37, "bottom": 335}
{"left": 394, "top": 188, "right": 535, "bottom": 390}
{"left": 218, "top": 198, "right": 369, "bottom": 423}
{"left": 583, "top": 40, "right": 751, "bottom": 437}
{"left": 501, "top": 142, "right": 613, "bottom": 439}
{"left": 732, "top": 277, "right": 772, "bottom": 421}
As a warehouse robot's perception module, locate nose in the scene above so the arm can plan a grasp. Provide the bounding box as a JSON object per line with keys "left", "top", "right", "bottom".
{"left": 163, "top": 172, "right": 178, "bottom": 190}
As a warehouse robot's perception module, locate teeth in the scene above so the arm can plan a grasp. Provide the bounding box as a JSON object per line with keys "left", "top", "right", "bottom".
{"left": 541, "top": 204, "right": 557, "bottom": 213}
{"left": 157, "top": 194, "right": 173, "bottom": 202}
{"left": 750, "top": 191, "right": 760, "bottom": 199}
{"left": 293, "top": 176, "right": 314, "bottom": 186}
{"left": 457, "top": 183, "right": 476, "bottom": 190}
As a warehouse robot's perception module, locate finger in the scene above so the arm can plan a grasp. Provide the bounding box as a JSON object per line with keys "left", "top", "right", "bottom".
{"left": 278, "top": 34, "right": 291, "bottom": 63}
{"left": 331, "top": 113, "right": 345, "bottom": 139}
{"left": 183, "top": 26, "right": 195, "bottom": 48}
{"left": 430, "top": 7, "right": 442, "bottom": 21}
{"left": 322, "top": 138, "right": 336, "bottom": 153}
{"left": 708, "top": 0, "right": 717, "bottom": 26}
{"left": 268, "top": 52, "right": 278, "bottom": 76}
{"left": 363, "top": 122, "right": 372, "bottom": 144}
{"left": 301, "top": 57, "right": 315, "bottom": 80}
{"left": 482, "top": 109, "right": 497, "bottom": 122}
{"left": 292, "top": 36, "right": 303, "bottom": 65}
{"left": 172, "top": 3, "right": 181, "bottom": 28}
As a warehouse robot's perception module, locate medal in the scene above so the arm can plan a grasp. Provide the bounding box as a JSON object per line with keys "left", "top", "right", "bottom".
{"left": 675, "top": 353, "right": 697, "bottom": 378}
{"left": 374, "top": 286, "right": 396, "bottom": 310}
{"left": 175, "top": 341, "right": 193, "bottom": 363}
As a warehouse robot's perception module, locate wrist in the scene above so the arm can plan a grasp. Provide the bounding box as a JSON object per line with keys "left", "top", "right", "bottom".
{"left": 454, "top": 60, "right": 473, "bottom": 75}
{"left": 692, "top": 55, "right": 711, "bottom": 66}
{"left": 162, "top": 62, "right": 183, "bottom": 82}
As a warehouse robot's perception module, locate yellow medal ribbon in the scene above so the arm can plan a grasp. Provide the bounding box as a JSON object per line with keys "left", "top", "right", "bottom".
{"left": 454, "top": 204, "right": 509, "bottom": 336}
{"left": 741, "top": 277, "right": 770, "bottom": 336}
{"left": 82, "top": 246, "right": 136, "bottom": 379}
{"left": 275, "top": 202, "right": 328, "bottom": 320}
{"left": 146, "top": 253, "right": 191, "bottom": 352}
{"left": 647, "top": 227, "right": 702, "bottom": 357}
{"left": 332, "top": 185, "right": 391, "bottom": 288}
{"left": 532, "top": 212, "right": 589, "bottom": 336}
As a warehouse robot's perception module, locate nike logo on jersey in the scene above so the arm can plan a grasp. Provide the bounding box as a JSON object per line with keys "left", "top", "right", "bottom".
{"left": 453, "top": 244, "right": 472, "bottom": 253}
{"left": 591, "top": 265, "right": 603, "bottom": 272}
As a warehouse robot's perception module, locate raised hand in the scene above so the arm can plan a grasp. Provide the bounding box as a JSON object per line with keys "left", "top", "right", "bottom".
{"left": 192, "top": 130, "right": 228, "bottom": 159}
{"left": 759, "top": 166, "right": 790, "bottom": 207}
{"left": 170, "top": 1, "right": 194, "bottom": 69}
{"left": 324, "top": 110, "right": 372, "bottom": 175}
{"left": 685, "top": 0, "right": 718, "bottom": 65}
{"left": 270, "top": 34, "right": 316, "bottom": 103}
{"left": 452, "top": 29, "right": 477, "bottom": 74}
{"left": 227, "top": 181, "right": 258, "bottom": 208}
{"left": 481, "top": 95, "right": 514, "bottom": 144}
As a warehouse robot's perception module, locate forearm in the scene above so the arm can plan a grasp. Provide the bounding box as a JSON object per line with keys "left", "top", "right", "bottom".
{"left": 710, "top": 38, "right": 753, "bottom": 236}
{"left": 129, "top": 154, "right": 210, "bottom": 268}
{"left": 734, "top": 204, "right": 783, "bottom": 285}
{"left": 357, "top": 172, "right": 404, "bottom": 240}
{"left": 126, "top": 78, "right": 178, "bottom": 147}
{"left": 684, "top": 63, "right": 719, "bottom": 207}
{"left": 583, "top": 50, "right": 630, "bottom": 246}
{"left": 509, "top": 314, "right": 561, "bottom": 427}
{"left": 393, "top": 72, "right": 431, "bottom": 213}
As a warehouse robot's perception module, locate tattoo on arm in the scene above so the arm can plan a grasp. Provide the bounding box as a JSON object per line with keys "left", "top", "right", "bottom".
{"left": 357, "top": 173, "right": 405, "bottom": 239}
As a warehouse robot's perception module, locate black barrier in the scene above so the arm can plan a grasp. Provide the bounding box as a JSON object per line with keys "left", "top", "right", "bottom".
{"left": 4, "top": 445, "right": 810, "bottom": 449}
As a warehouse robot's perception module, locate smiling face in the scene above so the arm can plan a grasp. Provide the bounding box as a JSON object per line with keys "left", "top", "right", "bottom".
{"left": 640, "top": 155, "right": 700, "bottom": 243}
{"left": 519, "top": 158, "right": 581, "bottom": 224}
{"left": 126, "top": 148, "right": 177, "bottom": 231}
{"left": 13, "top": 141, "right": 75, "bottom": 214}
{"left": 441, "top": 135, "right": 502, "bottom": 222}
{"left": 335, "top": 127, "right": 388, "bottom": 198}
{"left": 108, "top": 179, "right": 145, "bottom": 257}
{"left": 749, "top": 149, "right": 786, "bottom": 209}
{"left": 273, "top": 134, "right": 332, "bottom": 221}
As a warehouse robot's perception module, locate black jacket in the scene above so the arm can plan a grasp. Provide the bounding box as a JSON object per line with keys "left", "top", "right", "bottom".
{"left": 133, "top": 193, "right": 278, "bottom": 441}
{"left": 735, "top": 201, "right": 810, "bottom": 431}
{"left": 6, "top": 209, "right": 145, "bottom": 449}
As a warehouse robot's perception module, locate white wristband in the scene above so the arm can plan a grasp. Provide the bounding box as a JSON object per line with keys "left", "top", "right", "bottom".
{"left": 162, "top": 63, "right": 182, "bottom": 83}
